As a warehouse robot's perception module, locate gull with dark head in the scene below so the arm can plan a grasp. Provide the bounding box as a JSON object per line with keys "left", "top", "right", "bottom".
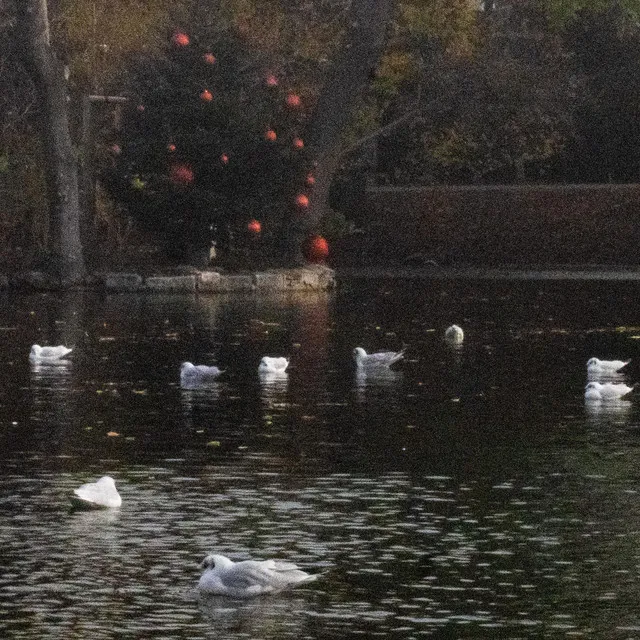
{"left": 198, "top": 554, "right": 317, "bottom": 598}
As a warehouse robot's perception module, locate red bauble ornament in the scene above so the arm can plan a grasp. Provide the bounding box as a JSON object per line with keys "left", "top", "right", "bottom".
{"left": 169, "top": 163, "right": 194, "bottom": 185}
{"left": 303, "top": 235, "right": 329, "bottom": 263}
{"left": 286, "top": 93, "right": 302, "bottom": 108}
{"left": 265, "top": 74, "right": 278, "bottom": 87}
{"left": 292, "top": 137, "right": 304, "bottom": 150}
{"left": 111, "top": 143, "right": 121, "bottom": 155}
{"left": 220, "top": 153, "right": 229, "bottom": 165}
{"left": 203, "top": 52, "right": 216, "bottom": 65}
{"left": 172, "top": 32, "right": 190, "bottom": 47}
{"left": 295, "top": 193, "right": 309, "bottom": 208}
{"left": 265, "top": 129, "right": 277, "bottom": 142}
{"left": 167, "top": 143, "right": 177, "bottom": 153}
{"left": 200, "top": 89, "right": 213, "bottom": 102}
{"left": 247, "top": 219, "right": 262, "bottom": 234}
{"left": 305, "top": 173, "right": 315, "bottom": 187}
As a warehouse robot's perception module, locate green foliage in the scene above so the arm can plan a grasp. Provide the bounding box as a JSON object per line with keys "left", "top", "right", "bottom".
{"left": 544, "top": 0, "right": 640, "bottom": 26}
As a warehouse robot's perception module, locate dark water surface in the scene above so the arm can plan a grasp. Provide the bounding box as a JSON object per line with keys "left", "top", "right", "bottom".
{"left": 2, "top": 277, "right": 640, "bottom": 638}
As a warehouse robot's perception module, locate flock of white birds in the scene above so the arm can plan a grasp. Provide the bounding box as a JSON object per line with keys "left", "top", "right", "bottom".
{"left": 584, "top": 357, "right": 635, "bottom": 401}
{"left": 28, "top": 323, "right": 467, "bottom": 597}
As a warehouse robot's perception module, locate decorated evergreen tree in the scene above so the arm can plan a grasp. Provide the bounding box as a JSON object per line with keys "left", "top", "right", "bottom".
{"left": 102, "top": 28, "right": 317, "bottom": 267}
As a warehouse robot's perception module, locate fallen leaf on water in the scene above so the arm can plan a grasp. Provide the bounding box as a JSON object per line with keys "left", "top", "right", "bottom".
{"left": 132, "top": 389, "right": 147, "bottom": 395}
{"left": 107, "top": 431, "right": 120, "bottom": 437}
{"left": 206, "top": 440, "right": 221, "bottom": 447}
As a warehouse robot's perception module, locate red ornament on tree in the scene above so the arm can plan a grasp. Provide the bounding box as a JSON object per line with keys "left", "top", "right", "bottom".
{"left": 265, "top": 129, "right": 277, "bottom": 142}
{"left": 265, "top": 74, "right": 278, "bottom": 87}
{"left": 247, "top": 219, "right": 262, "bottom": 234}
{"left": 295, "top": 193, "right": 309, "bottom": 208}
{"left": 200, "top": 89, "right": 213, "bottom": 102}
{"left": 167, "top": 143, "right": 177, "bottom": 153}
{"left": 305, "top": 173, "right": 315, "bottom": 187}
{"left": 203, "top": 52, "right": 216, "bottom": 65}
{"left": 220, "top": 153, "right": 229, "bottom": 165}
{"left": 172, "top": 32, "right": 190, "bottom": 47}
{"left": 303, "top": 235, "right": 329, "bottom": 263}
{"left": 169, "top": 163, "right": 194, "bottom": 185}
{"left": 292, "top": 137, "right": 304, "bottom": 150}
{"left": 286, "top": 93, "right": 302, "bottom": 109}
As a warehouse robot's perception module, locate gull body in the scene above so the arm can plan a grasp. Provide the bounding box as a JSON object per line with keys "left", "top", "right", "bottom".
{"left": 29, "top": 344, "right": 72, "bottom": 362}
{"left": 353, "top": 347, "right": 404, "bottom": 369}
{"left": 586, "top": 357, "right": 630, "bottom": 374}
{"left": 180, "top": 362, "right": 224, "bottom": 387}
{"left": 444, "top": 325, "right": 464, "bottom": 345}
{"left": 258, "top": 357, "right": 289, "bottom": 374}
{"left": 71, "top": 475, "right": 122, "bottom": 509}
{"left": 585, "top": 381, "right": 635, "bottom": 401}
{"left": 198, "top": 554, "right": 317, "bottom": 598}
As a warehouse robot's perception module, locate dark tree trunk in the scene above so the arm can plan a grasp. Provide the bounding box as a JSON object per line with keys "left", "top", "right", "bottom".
{"left": 283, "top": 0, "right": 395, "bottom": 265}
{"left": 16, "top": 0, "right": 85, "bottom": 283}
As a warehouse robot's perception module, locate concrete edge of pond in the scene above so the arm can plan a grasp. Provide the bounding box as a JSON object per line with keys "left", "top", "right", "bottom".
{"left": 0, "top": 265, "right": 337, "bottom": 293}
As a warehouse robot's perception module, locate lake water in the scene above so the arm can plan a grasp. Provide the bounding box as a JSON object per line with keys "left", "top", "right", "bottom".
{"left": 2, "top": 276, "right": 640, "bottom": 639}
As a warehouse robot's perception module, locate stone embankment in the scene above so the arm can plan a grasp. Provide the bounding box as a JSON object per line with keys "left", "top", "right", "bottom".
{"left": 0, "top": 265, "right": 336, "bottom": 292}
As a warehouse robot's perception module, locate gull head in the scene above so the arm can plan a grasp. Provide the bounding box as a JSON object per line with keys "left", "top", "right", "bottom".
{"left": 353, "top": 347, "right": 367, "bottom": 364}
{"left": 201, "top": 554, "right": 233, "bottom": 570}
{"left": 30, "top": 345, "right": 42, "bottom": 357}
{"left": 180, "top": 362, "right": 194, "bottom": 372}
{"left": 587, "top": 358, "right": 600, "bottom": 368}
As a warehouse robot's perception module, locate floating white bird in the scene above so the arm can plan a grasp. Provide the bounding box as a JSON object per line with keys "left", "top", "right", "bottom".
{"left": 444, "top": 325, "right": 464, "bottom": 345}
{"left": 70, "top": 476, "right": 122, "bottom": 509}
{"left": 198, "top": 554, "right": 317, "bottom": 598}
{"left": 180, "top": 362, "right": 224, "bottom": 387}
{"left": 585, "top": 381, "right": 636, "bottom": 401}
{"left": 258, "top": 357, "right": 289, "bottom": 374}
{"left": 353, "top": 347, "right": 404, "bottom": 369}
{"left": 586, "top": 357, "right": 630, "bottom": 373}
{"left": 29, "top": 344, "right": 72, "bottom": 362}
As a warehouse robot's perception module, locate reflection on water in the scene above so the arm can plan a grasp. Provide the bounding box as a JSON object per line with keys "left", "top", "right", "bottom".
{"left": 2, "top": 280, "right": 640, "bottom": 638}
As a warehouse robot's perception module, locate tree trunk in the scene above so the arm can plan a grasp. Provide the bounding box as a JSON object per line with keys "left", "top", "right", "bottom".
{"left": 283, "top": 0, "right": 395, "bottom": 265}
{"left": 16, "top": 0, "right": 85, "bottom": 283}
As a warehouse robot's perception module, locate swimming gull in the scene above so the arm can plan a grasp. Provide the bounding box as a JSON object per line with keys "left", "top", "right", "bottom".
{"left": 71, "top": 476, "right": 122, "bottom": 509}
{"left": 198, "top": 554, "right": 317, "bottom": 598}
{"left": 584, "top": 381, "right": 636, "bottom": 401}
{"left": 444, "top": 325, "right": 464, "bottom": 345}
{"left": 353, "top": 347, "right": 404, "bottom": 369}
{"left": 29, "top": 344, "right": 72, "bottom": 362}
{"left": 586, "top": 357, "right": 630, "bottom": 374}
{"left": 180, "top": 362, "right": 224, "bottom": 387}
{"left": 258, "top": 357, "right": 289, "bottom": 374}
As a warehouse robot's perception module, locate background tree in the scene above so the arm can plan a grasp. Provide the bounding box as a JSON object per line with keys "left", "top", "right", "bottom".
{"left": 16, "top": 0, "right": 85, "bottom": 282}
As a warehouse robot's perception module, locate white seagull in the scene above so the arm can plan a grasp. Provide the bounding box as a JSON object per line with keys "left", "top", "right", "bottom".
{"left": 258, "top": 357, "right": 289, "bottom": 374}
{"left": 198, "top": 554, "right": 317, "bottom": 598}
{"left": 29, "top": 344, "right": 72, "bottom": 362}
{"left": 444, "top": 325, "right": 464, "bottom": 345}
{"left": 71, "top": 476, "right": 122, "bottom": 509}
{"left": 584, "top": 381, "right": 636, "bottom": 401}
{"left": 586, "top": 357, "right": 630, "bottom": 374}
{"left": 353, "top": 347, "right": 404, "bottom": 369}
{"left": 180, "top": 362, "right": 224, "bottom": 387}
